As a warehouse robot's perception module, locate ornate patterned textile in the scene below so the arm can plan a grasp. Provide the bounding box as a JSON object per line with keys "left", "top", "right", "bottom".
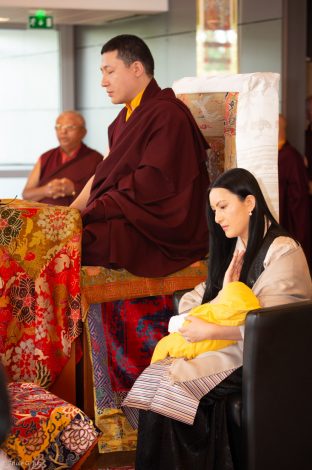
{"left": 0, "top": 200, "right": 82, "bottom": 387}
{"left": 80, "top": 261, "right": 207, "bottom": 320}
{"left": 173, "top": 73, "right": 280, "bottom": 218}
{"left": 178, "top": 91, "right": 238, "bottom": 182}
{"left": 86, "top": 296, "right": 175, "bottom": 453}
{"left": 81, "top": 261, "right": 207, "bottom": 452}
{"left": 1, "top": 382, "right": 100, "bottom": 469}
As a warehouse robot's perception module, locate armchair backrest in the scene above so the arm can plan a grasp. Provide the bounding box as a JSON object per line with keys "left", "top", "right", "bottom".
{"left": 0, "top": 364, "right": 10, "bottom": 444}
{"left": 243, "top": 300, "right": 312, "bottom": 470}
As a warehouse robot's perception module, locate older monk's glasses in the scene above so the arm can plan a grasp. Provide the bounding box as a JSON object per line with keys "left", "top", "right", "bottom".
{"left": 55, "top": 124, "right": 83, "bottom": 132}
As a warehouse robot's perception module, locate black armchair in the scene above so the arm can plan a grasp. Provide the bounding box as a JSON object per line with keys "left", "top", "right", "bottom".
{"left": 0, "top": 364, "right": 11, "bottom": 445}
{"left": 173, "top": 291, "right": 312, "bottom": 470}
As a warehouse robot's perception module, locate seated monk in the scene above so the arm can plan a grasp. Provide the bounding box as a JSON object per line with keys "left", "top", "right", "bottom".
{"left": 151, "top": 281, "right": 260, "bottom": 363}
{"left": 278, "top": 114, "right": 311, "bottom": 266}
{"left": 72, "top": 34, "right": 209, "bottom": 277}
{"left": 22, "top": 111, "right": 103, "bottom": 206}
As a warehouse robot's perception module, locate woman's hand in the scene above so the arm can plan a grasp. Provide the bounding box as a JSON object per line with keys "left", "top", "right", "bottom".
{"left": 223, "top": 249, "right": 245, "bottom": 287}
{"left": 179, "top": 317, "right": 217, "bottom": 343}
{"left": 179, "top": 316, "right": 242, "bottom": 342}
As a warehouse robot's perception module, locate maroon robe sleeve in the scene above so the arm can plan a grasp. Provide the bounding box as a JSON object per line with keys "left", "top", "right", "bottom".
{"left": 278, "top": 142, "right": 311, "bottom": 261}
{"left": 82, "top": 166, "right": 175, "bottom": 223}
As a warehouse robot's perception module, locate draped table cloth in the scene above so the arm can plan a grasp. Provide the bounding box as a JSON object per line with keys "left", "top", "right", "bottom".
{"left": 80, "top": 261, "right": 207, "bottom": 453}
{"left": 0, "top": 199, "right": 82, "bottom": 388}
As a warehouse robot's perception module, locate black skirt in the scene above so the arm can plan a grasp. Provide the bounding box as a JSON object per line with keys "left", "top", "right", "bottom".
{"left": 135, "top": 368, "right": 242, "bottom": 470}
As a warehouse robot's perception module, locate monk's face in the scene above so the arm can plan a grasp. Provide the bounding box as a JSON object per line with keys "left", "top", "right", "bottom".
{"left": 55, "top": 113, "right": 86, "bottom": 154}
{"left": 100, "top": 50, "right": 143, "bottom": 105}
{"left": 209, "top": 188, "right": 255, "bottom": 247}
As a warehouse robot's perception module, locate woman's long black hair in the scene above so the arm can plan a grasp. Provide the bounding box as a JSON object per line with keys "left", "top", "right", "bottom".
{"left": 202, "top": 168, "right": 285, "bottom": 303}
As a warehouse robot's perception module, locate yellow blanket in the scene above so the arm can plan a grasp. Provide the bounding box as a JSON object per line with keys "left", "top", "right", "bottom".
{"left": 151, "top": 281, "right": 260, "bottom": 363}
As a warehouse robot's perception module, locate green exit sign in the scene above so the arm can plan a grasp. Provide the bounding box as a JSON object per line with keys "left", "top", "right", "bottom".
{"left": 29, "top": 15, "right": 53, "bottom": 29}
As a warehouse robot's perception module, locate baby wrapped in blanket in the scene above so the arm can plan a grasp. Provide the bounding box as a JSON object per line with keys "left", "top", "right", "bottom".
{"left": 151, "top": 281, "right": 260, "bottom": 363}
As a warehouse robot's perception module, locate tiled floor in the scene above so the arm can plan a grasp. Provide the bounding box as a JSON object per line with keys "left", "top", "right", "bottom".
{"left": 81, "top": 449, "right": 136, "bottom": 469}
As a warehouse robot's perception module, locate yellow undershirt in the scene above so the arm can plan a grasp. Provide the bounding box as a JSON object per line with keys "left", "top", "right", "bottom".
{"left": 125, "top": 88, "right": 145, "bottom": 121}
{"left": 278, "top": 138, "right": 286, "bottom": 151}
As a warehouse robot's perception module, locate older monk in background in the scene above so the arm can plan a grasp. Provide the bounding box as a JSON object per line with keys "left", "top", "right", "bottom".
{"left": 278, "top": 114, "right": 311, "bottom": 266}
{"left": 22, "top": 111, "right": 103, "bottom": 206}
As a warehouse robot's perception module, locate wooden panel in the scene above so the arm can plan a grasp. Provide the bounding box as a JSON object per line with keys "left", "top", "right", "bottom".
{"left": 50, "top": 341, "right": 76, "bottom": 405}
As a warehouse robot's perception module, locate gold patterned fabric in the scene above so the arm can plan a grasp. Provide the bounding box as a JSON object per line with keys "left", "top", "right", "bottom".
{"left": 0, "top": 199, "right": 82, "bottom": 387}
{"left": 173, "top": 73, "right": 280, "bottom": 218}
{"left": 81, "top": 261, "right": 208, "bottom": 321}
{"left": 2, "top": 382, "right": 100, "bottom": 468}
{"left": 96, "top": 409, "right": 137, "bottom": 453}
{"left": 177, "top": 92, "right": 238, "bottom": 182}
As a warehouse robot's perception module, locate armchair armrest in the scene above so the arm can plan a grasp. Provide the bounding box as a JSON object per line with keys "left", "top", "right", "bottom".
{"left": 172, "top": 289, "right": 192, "bottom": 315}
{"left": 243, "top": 300, "right": 312, "bottom": 470}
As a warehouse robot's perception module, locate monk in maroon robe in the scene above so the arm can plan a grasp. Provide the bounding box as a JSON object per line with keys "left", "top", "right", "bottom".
{"left": 278, "top": 114, "right": 311, "bottom": 265}
{"left": 73, "top": 35, "right": 209, "bottom": 277}
{"left": 305, "top": 96, "right": 312, "bottom": 182}
{"left": 22, "top": 111, "right": 103, "bottom": 206}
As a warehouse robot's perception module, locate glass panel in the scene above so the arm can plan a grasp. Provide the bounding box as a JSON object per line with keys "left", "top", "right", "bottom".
{"left": 0, "top": 29, "right": 60, "bottom": 166}
{"left": 196, "top": 0, "right": 238, "bottom": 76}
{"left": 0, "top": 177, "right": 27, "bottom": 199}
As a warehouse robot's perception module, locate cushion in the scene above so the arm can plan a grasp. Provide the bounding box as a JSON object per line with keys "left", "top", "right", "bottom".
{"left": 1, "top": 382, "right": 100, "bottom": 469}
{"left": 172, "top": 73, "right": 280, "bottom": 219}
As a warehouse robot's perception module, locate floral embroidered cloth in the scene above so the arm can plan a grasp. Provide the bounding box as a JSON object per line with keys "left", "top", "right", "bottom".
{"left": 1, "top": 382, "right": 100, "bottom": 469}
{"left": 0, "top": 199, "right": 82, "bottom": 387}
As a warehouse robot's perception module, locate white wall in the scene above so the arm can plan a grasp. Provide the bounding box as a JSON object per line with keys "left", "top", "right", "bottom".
{"left": 0, "top": 28, "right": 60, "bottom": 198}
{"left": 0, "top": 29, "right": 60, "bottom": 165}
{"left": 238, "top": 0, "right": 283, "bottom": 100}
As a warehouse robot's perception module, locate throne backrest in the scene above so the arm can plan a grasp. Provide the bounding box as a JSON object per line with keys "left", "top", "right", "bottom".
{"left": 173, "top": 73, "right": 280, "bottom": 219}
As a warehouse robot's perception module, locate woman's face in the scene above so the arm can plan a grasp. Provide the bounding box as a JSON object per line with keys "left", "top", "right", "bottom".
{"left": 209, "top": 187, "right": 255, "bottom": 245}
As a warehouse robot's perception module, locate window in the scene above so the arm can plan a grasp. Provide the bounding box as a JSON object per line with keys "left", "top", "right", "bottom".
{"left": 0, "top": 28, "right": 60, "bottom": 197}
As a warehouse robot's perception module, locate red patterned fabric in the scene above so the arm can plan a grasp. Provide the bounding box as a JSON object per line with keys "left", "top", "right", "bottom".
{"left": 0, "top": 200, "right": 82, "bottom": 387}
{"left": 102, "top": 296, "right": 173, "bottom": 392}
{"left": 2, "top": 382, "right": 100, "bottom": 469}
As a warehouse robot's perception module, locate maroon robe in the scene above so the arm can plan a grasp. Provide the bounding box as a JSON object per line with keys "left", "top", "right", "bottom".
{"left": 305, "top": 125, "right": 312, "bottom": 270}
{"left": 39, "top": 143, "right": 103, "bottom": 206}
{"left": 278, "top": 141, "right": 311, "bottom": 263}
{"left": 82, "top": 79, "right": 209, "bottom": 277}
{"left": 305, "top": 125, "right": 312, "bottom": 180}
